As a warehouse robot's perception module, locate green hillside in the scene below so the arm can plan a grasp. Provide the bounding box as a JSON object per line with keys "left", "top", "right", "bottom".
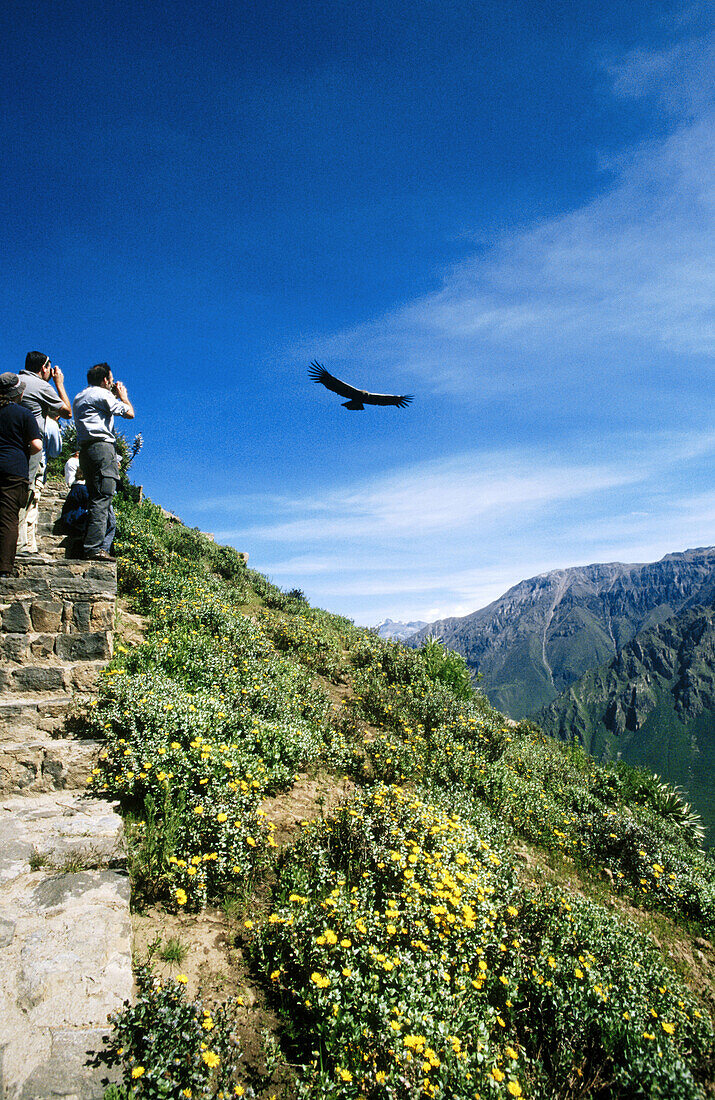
{"left": 539, "top": 605, "right": 715, "bottom": 843}
{"left": 84, "top": 495, "right": 715, "bottom": 1099}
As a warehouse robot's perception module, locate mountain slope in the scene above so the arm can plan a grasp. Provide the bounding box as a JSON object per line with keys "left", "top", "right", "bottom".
{"left": 539, "top": 600, "right": 715, "bottom": 838}
{"left": 409, "top": 547, "right": 715, "bottom": 719}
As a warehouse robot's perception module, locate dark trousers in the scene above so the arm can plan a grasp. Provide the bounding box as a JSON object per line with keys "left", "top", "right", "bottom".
{"left": 0, "top": 474, "right": 30, "bottom": 573}
{"left": 79, "top": 441, "right": 119, "bottom": 556}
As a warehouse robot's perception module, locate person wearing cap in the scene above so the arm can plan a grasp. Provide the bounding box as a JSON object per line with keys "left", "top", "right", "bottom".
{"left": 17, "top": 351, "right": 72, "bottom": 555}
{"left": 0, "top": 373, "right": 43, "bottom": 576}
{"left": 72, "top": 363, "right": 134, "bottom": 562}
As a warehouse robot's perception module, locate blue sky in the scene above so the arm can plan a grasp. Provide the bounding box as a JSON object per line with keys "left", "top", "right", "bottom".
{"left": 1, "top": 0, "right": 712, "bottom": 624}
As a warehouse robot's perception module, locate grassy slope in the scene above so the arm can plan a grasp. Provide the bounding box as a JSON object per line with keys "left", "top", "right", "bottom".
{"left": 86, "top": 497, "right": 715, "bottom": 1100}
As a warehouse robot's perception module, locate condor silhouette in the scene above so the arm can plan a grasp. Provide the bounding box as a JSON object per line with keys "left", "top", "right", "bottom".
{"left": 308, "top": 361, "right": 413, "bottom": 410}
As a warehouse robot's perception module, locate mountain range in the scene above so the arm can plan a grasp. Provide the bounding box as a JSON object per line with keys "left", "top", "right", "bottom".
{"left": 407, "top": 547, "right": 715, "bottom": 839}
{"left": 408, "top": 548, "right": 715, "bottom": 718}
{"left": 375, "top": 618, "right": 429, "bottom": 642}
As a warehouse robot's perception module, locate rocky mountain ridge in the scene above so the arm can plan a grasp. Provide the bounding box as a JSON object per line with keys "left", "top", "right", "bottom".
{"left": 539, "top": 598, "right": 715, "bottom": 838}
{"left": 409, "top": 547, "right": 715, "bottom": 719}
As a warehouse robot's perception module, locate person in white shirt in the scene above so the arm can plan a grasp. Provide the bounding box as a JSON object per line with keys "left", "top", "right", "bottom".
{"left": 17, "top": 351, "right": 71, "bottom": 553}
{"left": 64, "top": 451, "right": 80, "bottom": 487}
{"left": 72, "top": 363, "right": 134, "bottom": 562}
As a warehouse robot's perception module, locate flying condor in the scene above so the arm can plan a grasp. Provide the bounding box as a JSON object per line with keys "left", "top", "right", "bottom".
{"left": 308, "top": 361, "right": 413, "bottom": 410}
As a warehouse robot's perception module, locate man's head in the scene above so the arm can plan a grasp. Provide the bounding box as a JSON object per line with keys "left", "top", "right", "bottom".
{"left": 87, "top": 363, "right": 113, "bottom": 388}
{"left": 25, "top": 351, "right": 52, "bottom": 379}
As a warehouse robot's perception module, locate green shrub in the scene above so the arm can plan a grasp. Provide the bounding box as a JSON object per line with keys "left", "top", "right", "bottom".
{"left": 89, "top": 963, "right": 245, "bottom": 1097}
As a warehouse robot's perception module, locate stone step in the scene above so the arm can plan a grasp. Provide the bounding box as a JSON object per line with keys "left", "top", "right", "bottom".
{"left": 0, "top": 793, "right": 131, "bottom": 1099}
{"left": 0, "top": 660, "right": 108, "bottom": 696}
{"left": 0, "top": 629, "right": 112, "bottom": 662}
{"left": 0, "top": 568, "right": 116, "bottom": 647}
{"left": 0, "top": 694, "right": 75, "bottom": 741}
{"left": 0, "top": 738, "right": 103, "bottom": 795}
{"left": 8, "top": 558, "right": 117, "bottom": 597}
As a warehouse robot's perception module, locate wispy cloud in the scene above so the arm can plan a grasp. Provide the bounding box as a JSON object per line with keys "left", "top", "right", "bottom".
{"left": 300, "top": 31, "right": 714, "bottom": 396}
{"left": 211, "top": 430, "right": 714, "bottom": 544}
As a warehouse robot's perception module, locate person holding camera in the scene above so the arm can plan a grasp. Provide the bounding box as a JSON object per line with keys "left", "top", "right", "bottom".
{"left": 17, "top": 351, "right": 72, "bottom": 554}
{"left": 72, "top": 363, "right": 134, "bottom": 562}
{"left": 0, "top": 373, "right": 43, "bottom": 576}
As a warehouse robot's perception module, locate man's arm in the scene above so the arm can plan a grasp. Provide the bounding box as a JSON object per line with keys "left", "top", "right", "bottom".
{"left": 114, "top": 381, "right": 135, "bottom": 419}
{"left": 50, "top": 366, "right": 72, "bottom": 418}
{"left": 29, "top": 438, "right": 43, "bottom": 454}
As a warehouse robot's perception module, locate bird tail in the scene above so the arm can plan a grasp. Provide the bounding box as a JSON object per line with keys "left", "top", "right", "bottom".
{"left": 342, "top": 400, "right": 365, "bottom": 410}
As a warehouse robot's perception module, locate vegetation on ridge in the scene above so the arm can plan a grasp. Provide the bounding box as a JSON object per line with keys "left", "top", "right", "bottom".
{"left": 83, "top": 495, "right": 715, "bottom": 1098}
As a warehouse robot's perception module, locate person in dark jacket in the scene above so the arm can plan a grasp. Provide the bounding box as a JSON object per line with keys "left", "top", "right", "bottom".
{"left": 0, "top": 373, "right": 43, "bottom": 576}
{"left": 57, "top": 476, "right": 116, "bottom": 555}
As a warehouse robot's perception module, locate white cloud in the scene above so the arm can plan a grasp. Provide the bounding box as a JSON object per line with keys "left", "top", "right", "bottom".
{"left": 212, "top": 431, "right": 714, "bottom": 545}
{"left": 300, "top": 32, "right": 714, "bottom": 395}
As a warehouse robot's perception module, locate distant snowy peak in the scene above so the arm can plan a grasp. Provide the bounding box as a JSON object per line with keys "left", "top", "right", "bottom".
{"left": 375, "top": 618, "right": 429, "bottom": 642}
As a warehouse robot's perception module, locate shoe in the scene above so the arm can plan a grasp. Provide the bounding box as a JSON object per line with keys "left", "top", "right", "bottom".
{"left": 86, "top": 550, "right": 116, "bottom": 562}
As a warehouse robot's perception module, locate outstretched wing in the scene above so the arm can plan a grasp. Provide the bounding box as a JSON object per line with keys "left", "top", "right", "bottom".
{"left": 308, "top": 361, "right": 362, "bottom": 401}
{"left": 363, "top": 391, "right": 413, "bottom": 408}
{"left": 309, "top": 361, "right": 413, "bottom": 408}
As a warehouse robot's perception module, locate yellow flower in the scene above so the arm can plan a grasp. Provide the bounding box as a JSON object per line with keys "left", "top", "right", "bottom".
{"left": 131, "top": 1067, "right": 145, "bottom": 1079}
{"left": 244, "top": 919, "right": 254, "bottom": 929}
{"left": 491, "top": 1067, "right": 505, "bottom": 1082}
{"left": 217, "top": 813, "right": 228, "bottom": 823}
{"left": 176, "top": 973, "right": 188, "bottom": 983}
{"left": 507, "top": 1082, "right": 522, "bottom": 1097}
{"left": 182, "top": 1091, "right": 192, "bottom": 1098}
{"left": 246, "top": 837, "right": 256, "bottom": 847}
{"left": 202, "top": 1050, "right": 221, "bottom": 1068}
{"left": 574, "top": 968, "right": 584, "bottom": 979}
{"left": 336, "top": 1068, "right": 353, "bottom": 1082}
{"left": 175, "top": 889, "right": 188, "bottom": 906}
{"left": 661, "top": 1021, "right": 675, "bottom": 1035}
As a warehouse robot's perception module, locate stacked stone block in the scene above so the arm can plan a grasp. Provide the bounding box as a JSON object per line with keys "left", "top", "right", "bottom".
{"left": 0, "top": 483, "right": 132, "bottom": 1099}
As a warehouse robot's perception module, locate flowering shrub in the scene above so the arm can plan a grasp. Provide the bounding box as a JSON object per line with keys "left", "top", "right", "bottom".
{"left": 251, "top": 784, "right": 524, "bottom": 1099}
{"left": 504, "top": 887, "right": 714, "bottom": 1098}
{"left": 89, "top": 963, "right": 246, "bottom": 1098}
{"left": 251, "top": 786, "right": 714, "bottom": 1099}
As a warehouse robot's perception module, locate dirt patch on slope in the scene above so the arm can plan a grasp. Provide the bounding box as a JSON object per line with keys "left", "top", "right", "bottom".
{"left": 261, "top": 770, "right": 354, "bottom": 847}
{"left": 133, "top": 906, "right": 295, "bottom": 1097}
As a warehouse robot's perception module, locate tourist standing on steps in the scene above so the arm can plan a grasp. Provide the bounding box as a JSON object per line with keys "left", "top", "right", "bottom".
{"left": 0, "top": 373, "right": 43, "bottom": 577}
{"left": 17, "top": 351, "right": 72, "bottom": 555}
{"left": 72, "top": 363, "right": 134, "bottom": 562}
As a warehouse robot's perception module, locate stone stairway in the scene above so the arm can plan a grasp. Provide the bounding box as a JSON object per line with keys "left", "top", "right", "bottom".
{"left": 0, "top": 485, "right": 132, "bottom": 1100}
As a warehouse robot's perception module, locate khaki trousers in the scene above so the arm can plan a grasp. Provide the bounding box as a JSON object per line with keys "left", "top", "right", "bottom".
{"left": 17, "top": 450, "right": 46, "bottom": 554}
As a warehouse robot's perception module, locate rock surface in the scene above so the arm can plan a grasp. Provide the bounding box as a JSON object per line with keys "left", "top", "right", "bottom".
{"left": 0, "top": 487, "right": 132, "bottom": 1099}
